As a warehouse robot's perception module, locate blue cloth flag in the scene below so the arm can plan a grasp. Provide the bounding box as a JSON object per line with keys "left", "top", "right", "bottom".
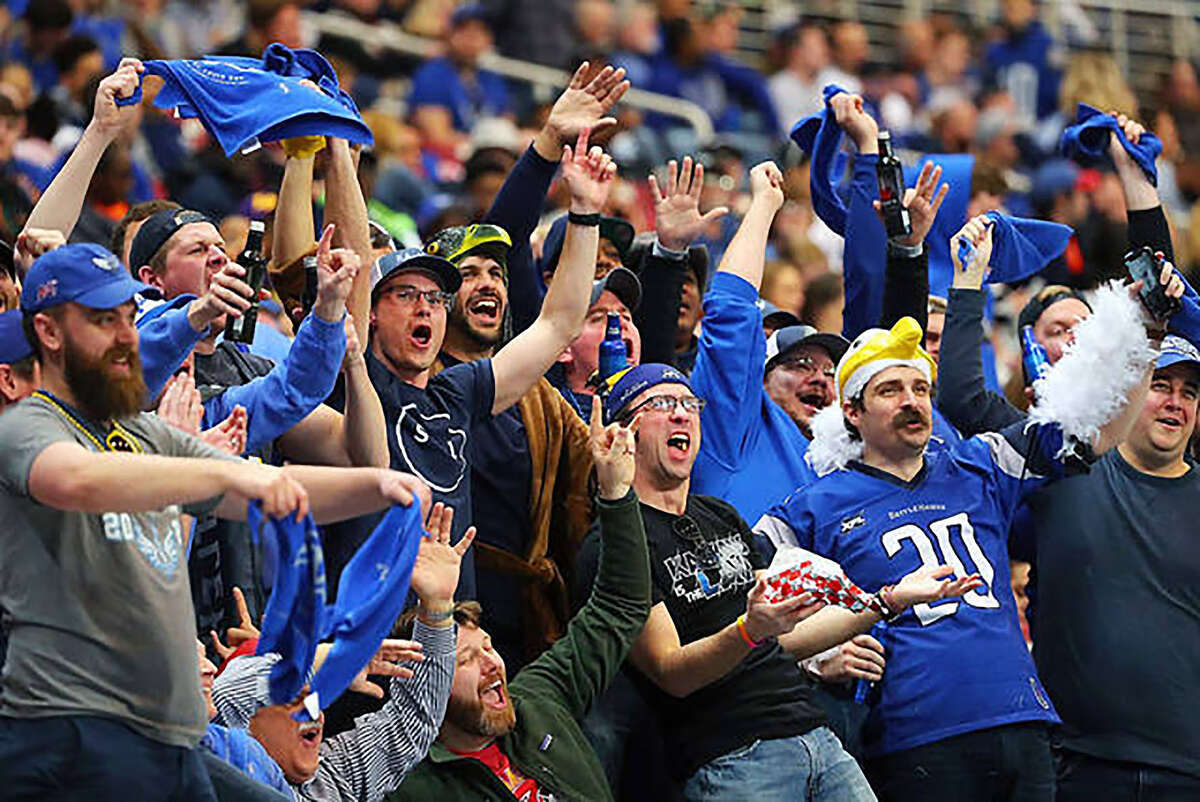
{"left": 790, "top": 84, "right": 852, "bottom": 235}
{"left": 979, "top": 210, "right": 1073, "bottom": 284}
{"left": 1059, "top": 102, "right": 1162, "bottom": 186}
{"left": 307, "top": 502, "right": 424, "bottom": 717}
{"left": 126, "top": 44, "right": 373, "bottom": 156}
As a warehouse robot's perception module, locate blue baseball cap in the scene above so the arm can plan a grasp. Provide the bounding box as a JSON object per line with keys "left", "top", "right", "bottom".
{"left": 0, "top": 310, "right": 32, "bottom": 364}
{"left": 22, "top": 244, "right": 150, "bottom": 314}
{"left": 449, "top": 4, "right": 489, "bottom": 28}
{"left": 1031, "top": 159, "right": 1082, "bottom": 208}
{"left": 1156, "top": 335, "right": 1200, "bottom": 374}
{"left": 603, "top": 362, "right": 693, "bottom": 424}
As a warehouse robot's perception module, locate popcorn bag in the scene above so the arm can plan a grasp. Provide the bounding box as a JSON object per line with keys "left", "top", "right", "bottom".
{"left": 764, "top": 545, "right": 886, "bottom": 616}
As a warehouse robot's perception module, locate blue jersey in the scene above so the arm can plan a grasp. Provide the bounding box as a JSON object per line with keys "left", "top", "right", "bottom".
{"left": 755, "top": 420, "right": 1067, "bottom": 757}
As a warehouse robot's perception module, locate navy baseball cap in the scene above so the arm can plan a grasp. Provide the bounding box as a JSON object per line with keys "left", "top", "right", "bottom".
{"left": 1156, "top": 335, "right": 1200, "bottom": 373}
{"left": 449, "top": 4, "right": 489, "bottom": 28}
{"left": 0, "top": 310, "right": 32, "bottom": 363}
{"left": 370, "top": 247, "right": 462, "bottom": 298}
{"left": 22, "top": 244, "right": 149, "bottom": 314}
{"left": 765, "top": 324, "right": 850, "bottom": 372}
{"left": 128, "top": 208, "right": 216, "bottom": 271}
{"left": 590, "top": 266, "right": 641, "bottom": 312}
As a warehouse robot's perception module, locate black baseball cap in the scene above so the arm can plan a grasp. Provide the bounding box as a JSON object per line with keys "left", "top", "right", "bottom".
{"left": 1017, "top": 285, "right": 1091, "bottom": 332}
{"left": 370, "top": 247, "right": 462, "bottom": 299}
{"left": 128, "top": 208, "right": 217, "bottom": 272}
{"left": 764, "top": 324, "right": 850, "bottom": 372}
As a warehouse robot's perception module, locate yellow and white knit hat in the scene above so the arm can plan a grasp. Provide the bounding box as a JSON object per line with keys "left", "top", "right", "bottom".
{"left": 834, "top": 317, "right": 937, "bottom": 405}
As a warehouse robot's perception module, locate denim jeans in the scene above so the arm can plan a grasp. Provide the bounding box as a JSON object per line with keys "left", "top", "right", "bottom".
{"left": 1055, "top": 748, "right": 1200, "bottom": 802}
{"left": 866, "top": 721, "right": 1053, "bottom": 802}
{"left": 0, "top": 715, "right": 217, "bottom": 801}
{"left": 683, "top": 726, "right": 877, "bottom": 802}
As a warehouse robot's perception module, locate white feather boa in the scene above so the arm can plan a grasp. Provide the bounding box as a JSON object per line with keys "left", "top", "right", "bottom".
{"left": 805, "top": 402, "right": 862, "bottom": 476}
{"left": 1027, "top": 280, "right": 1157, "bottom": 453}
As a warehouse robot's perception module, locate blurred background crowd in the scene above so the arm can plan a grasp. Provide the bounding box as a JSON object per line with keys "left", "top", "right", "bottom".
{"left": 2, "top": 0, "right": 1199, "bottom": 394}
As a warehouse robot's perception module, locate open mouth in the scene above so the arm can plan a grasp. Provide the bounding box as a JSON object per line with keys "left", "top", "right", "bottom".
{"left": 797, "top": 393, "right": 824, "bottom": 414}
{"left": 480, "top": 679, "right": 507, "bottom": 710}
{"left": 298, "top": 718, "right": 321, "bottom": 746}
{"left": 666, "top": 432, "right": 691, "bottom": 457}
{"left": 410, "top": 324, "right": 433, "bottom": 349}
{"left": 1156, "top": 416, "right": 1183, "bottom": 429}
{"left": 468, "top": 295, "right": 501, "bottom": 323}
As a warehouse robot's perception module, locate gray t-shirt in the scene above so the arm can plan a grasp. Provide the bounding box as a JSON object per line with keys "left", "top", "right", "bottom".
{"left": 0, "top": 395, "right": 236, "bottom": 747}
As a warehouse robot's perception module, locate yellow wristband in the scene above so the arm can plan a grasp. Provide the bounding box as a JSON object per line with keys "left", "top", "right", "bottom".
{"left": 282, "top": 135, "right": 326, "bottom": 159}
{"left": 736, "top": 614, "right": 761, "bottom": 648}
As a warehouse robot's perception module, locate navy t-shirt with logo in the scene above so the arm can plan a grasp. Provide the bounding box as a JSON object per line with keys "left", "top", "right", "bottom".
{"left": 365, "top": 350, "right": 496, "bottom": 600}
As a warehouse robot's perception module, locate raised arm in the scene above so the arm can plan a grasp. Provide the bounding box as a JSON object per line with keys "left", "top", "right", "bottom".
{"left": 271, "top": 137, "right": 319, "bottom": 286}
{"left": 877, "top": 161, "right": 948, "bottom": 333}
{"left": 488, "top": 129, "right": 612, "bottom": 415}
{"left": 20, "top": 59, "right": 142, "bottom": 242}
{"left": 325, "top": 138, "right": 375, "bottom": 346}
{"left": 711, "top": 161, "right": 783, "bottom": 289}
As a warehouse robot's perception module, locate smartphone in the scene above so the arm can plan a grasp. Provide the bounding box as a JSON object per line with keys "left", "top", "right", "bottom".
{"left": 1124, "top": 247, "right": 1180, "bottom": 321}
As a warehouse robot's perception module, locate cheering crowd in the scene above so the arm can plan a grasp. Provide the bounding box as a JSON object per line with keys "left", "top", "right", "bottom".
{"left": 0, "top": 1, "right": 1199, "bottom": 801}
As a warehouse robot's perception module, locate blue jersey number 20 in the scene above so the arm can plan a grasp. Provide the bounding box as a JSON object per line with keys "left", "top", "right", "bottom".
{"left": 881, "top": 512, "right": 999, "bottom": 626}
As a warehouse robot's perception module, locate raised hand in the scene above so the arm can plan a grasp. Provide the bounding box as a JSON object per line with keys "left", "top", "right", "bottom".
{"left": 14, "top": 227, "right": 66, "bottom": 275}
{"left": 890, "top": 563, "right": 983, "bottom": 611}
{"left": 348, "top": 638, "right": 426, "bottom": 697}
{"left": 342, "top": 313, "right": 365, "bottom": 369}
{"left": 312, "top": 223, "right": 361, "bottom": 323}
{"left": 743, "top": 577, "right": 825, "bottom": 643}
{"left": 210, "top": 586, "right": 260, "bottom": 662}
{"left": 877, "top": 160, "right": 949, "bottom": 248}
{"left": 830, "top": 92, "right": 879, "bottom": 153}
{"left": 561, "top": 127, "right": 618, "bottom": 215}
{"left": 540, "top": 63, "right": 630, "bottom": 150}
{"left": 200, "top": 405, "right": 248, "bottom": 456}
{"left": 950, "top": 214, "right": 995, "bottom": 290}
{"left": 648, "top": 156, "right": 729, "bottom": 251}
{"left": 748, "top": 161, "right": 785, "bottom": 213}
{"left": 187, "top": 259, "right": 255, "bottom": 331}
{"left": 91, "top": 58, "right": 144, "bottom": 141}
{"left": 1107, "top": 111, "right": 1147, "bottom": 174}
{"left": 589, "top": 395, "right": 635, "bottom": 500}
{"left": 410, "top": 503, "right": 476, "bottom": 611}
{"left": 156, "top": 368, "right": 204, "bottom": 436}
{"left": 816, "top": 633, "right": 886, "bottom": 683}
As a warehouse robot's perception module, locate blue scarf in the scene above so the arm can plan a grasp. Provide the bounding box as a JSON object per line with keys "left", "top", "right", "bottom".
{"left": 1059, "top": 103, "right": 1162, "bottom": 186}
{"left": 789, "top": 84, "right": 853, "bottom": 235}
{"left": 967, "top": 210, "right": 1074, "bottom": 285}
{"left": 122, "top": 44, "right": 372, "bottom": 156}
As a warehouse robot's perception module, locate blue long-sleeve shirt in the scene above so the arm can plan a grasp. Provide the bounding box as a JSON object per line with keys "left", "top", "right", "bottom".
{"left": 201, "top": 313, "right": 346, "bottom": 455}
{"left": 136, "top": 294, "right": 210, "bottom": 399}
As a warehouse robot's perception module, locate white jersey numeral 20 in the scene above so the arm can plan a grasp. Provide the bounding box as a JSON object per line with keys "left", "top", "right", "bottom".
{"left": 881, "top": 513, "right": 999, "bottom": 625}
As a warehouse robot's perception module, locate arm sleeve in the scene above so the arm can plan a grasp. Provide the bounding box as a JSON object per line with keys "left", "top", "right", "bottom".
{"left": 137, "top": 299, "right": 208, "bottom": 399}
{"left": 1126, "top": 205, "right": 1174, "bottom": 265}
{"left": 878, "top": 247, "right": 929, "bottom": 333}
{"left": 751, "top": 491, "right": 815, "bottom": 555}
{"left": 483, "top": 145, "right": 559, "bottom": 335}
{"left": 202, "top": 314, "right": 346, "bottom": 454}
{"left": 635, "top": 242, "right": 690, "bottom": 367}
{"left": 689, "top": 272, "right": 768, "bottom": 472}
{"left": 841, "top": 154, "right": 889, "bottom": 340}
{"left": 935, "top": 288, "right": 1025, "bottom": 436}
{"left": 968, "top": 420, "right": 1066, "bottom": 514}
{"left": 509, "top": 490, "right": 651, "bottom": 721}
{"left": 307, "top": 621, "right": 455, "bottom": 802}
{"left": 0, "top": 404, "right": 74, "bottom": 496}
{"left": 212, "top": 653, "right": 281, "bottom": 730}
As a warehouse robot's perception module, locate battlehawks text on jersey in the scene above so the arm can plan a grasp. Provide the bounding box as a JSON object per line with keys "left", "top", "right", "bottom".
{"left": 754, "top": 419, "right": 1067, "bottom": 757}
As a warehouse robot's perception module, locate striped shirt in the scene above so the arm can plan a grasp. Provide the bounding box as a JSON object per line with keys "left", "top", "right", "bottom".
{"left": 213, "top": 621, "right": 456, "bottom": 802}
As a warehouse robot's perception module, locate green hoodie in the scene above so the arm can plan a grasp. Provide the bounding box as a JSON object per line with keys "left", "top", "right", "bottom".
{"left": 388, "top": 490, "right": 651, "bottom": 801}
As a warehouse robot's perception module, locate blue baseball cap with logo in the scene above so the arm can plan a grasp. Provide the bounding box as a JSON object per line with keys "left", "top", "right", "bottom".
{"left": 0, "top": 309, "right": 33, "bottom": 364}
{"left": 21, "top": 243, "right": 150, "bottom": 314}
{"left": 1156, "top": 335, "right": 1200, "bottom": 373}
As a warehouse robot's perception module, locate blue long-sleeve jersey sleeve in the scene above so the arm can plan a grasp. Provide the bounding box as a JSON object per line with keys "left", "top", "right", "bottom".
{"left": 202, "top": 313, "right": 346, "bottom": 454}
{"left": 136, "top": 295, "right": 209, "bottom": 399}
{"left": 484, "top": 144, "right": 559, "bottom": 335}
{"left": 841, "top": 154, "right": 888, "bottom": 341}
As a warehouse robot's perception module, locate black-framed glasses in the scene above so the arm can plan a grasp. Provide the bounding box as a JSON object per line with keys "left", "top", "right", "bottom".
{"left": 378, "top": 284, "right": 454, "bottom": 309}
{"left": 777, "top": 356, "right": 835, "bottom": 380}
{"left": 621, "top": 393, "right": 706, "bottom": 420}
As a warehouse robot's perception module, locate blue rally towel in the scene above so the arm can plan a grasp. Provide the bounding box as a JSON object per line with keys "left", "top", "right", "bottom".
{"left": 978, "top": 210, "right": 1073, "bottom": 284}
{"left": 250, "top": 502, "right": 328, "bottom": 707}
{"left": 790, "top": 84, "right": 853, "bottom": 235}
{"left": 125, "top": 44, "right": 373, "bottom": 156}
{"left": 304, "top": 502, "right": 424, "bottom": 719}
{"left": 1059, "top": 103, "right": 1162, "bottom": 186}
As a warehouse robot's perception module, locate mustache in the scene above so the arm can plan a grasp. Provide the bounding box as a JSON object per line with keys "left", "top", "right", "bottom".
{"left": 892, "top": 407, "right": 929, "bottom": 429}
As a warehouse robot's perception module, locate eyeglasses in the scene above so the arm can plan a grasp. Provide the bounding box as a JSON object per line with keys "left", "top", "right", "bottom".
{"left": 622, "top": 393, "right": 706, "bottom": 419}
{"left": 378, "top": 284, "right": 454, "bottom": 309}
{"left": 778, "top": 356, "right": 835, "bottom": 380}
